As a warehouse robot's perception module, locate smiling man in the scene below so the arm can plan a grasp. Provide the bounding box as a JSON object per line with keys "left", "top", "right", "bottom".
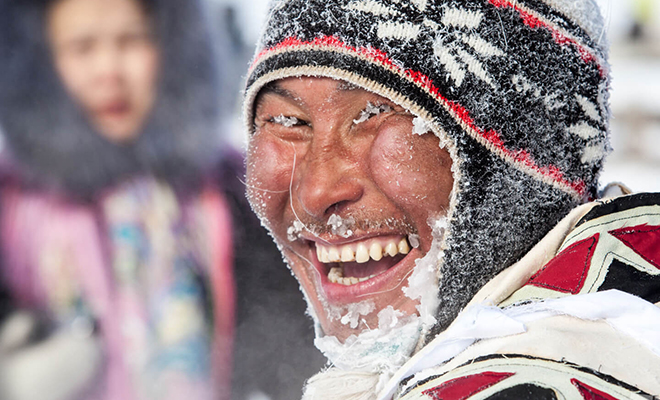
{"left": 244, "top": 0, "right": 660, "bottom": 399}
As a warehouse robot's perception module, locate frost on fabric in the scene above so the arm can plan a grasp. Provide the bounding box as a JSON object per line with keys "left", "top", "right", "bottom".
{"left": 328, "top": 213, "right": 355, "bottom": 238}
{"left": 353, "top": 102, "right": 391, "bottom": 124}
{"left": 287, "top": 220, "right": 305, "bottom": 241}
{"left": 412, "top": 116, "right": 432, "bottom": 136}
{"left": 272, "top": 114, "right": 301, "bottom": 127}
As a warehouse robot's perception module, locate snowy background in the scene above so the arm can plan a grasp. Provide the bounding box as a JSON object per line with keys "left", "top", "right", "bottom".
{"left": 210, "top": 0, "right": 660, "bottom": 193}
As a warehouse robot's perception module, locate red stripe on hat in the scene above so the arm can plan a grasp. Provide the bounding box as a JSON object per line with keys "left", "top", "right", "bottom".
{"left": 488, "top": 0, "right": 606, "bottom": 77}
{"left": 251, "top": 36, "right": 588, "bottom": 197}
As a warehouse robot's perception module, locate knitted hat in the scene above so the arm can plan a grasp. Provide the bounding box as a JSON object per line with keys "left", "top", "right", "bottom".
{"left": 244, "top": 0, "right": 609, "bottom": 338}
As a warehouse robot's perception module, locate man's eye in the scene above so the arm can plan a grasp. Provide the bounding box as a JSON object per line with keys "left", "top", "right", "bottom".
{"left": 268, "top": 114, "right": 310, "bottom": 128}
{"left": 353, "top": 102, "right": 392, "bottom": 125}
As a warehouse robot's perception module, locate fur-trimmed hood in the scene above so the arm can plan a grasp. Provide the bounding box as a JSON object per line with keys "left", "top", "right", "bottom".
{"left": 0, "top": 0, "right": 222, "bottom": 199}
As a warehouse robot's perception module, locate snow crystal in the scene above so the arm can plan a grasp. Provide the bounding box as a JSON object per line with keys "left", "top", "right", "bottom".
{"left": 272, "top": 114, "right": 300, "bottom": 127}
{"left": 353, "top": 102, "right": 391, "bottom": 124}
{"left": 408, "top": 233, "right": 420, "bottom": 249}
{"left": 287, "top": 219, "right": 305, "bottom": 241}
{"left": 328, "top": 213, "right": 355, "bottom": 238}
{"left": 412, "top": 116, "right": 432, "bottom": 135}
{"left": 339, "top": 301, "right": 376, "bottom": 329}
{"left": 377, "top": 306, "right": 405, "bottom": 333}
{"left": 402, "top": 216, "right": 449, "bottom": 328}
{"left": 315, "top": 311, "right": 420, "bottom": 375}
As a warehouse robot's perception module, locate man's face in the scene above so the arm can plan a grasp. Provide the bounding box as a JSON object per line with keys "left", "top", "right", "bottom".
{"left": 247, "top": 77, "right": 453, "bottom": 341}
{"left": 48, "top": 0, "right": 159, "bottom": 143}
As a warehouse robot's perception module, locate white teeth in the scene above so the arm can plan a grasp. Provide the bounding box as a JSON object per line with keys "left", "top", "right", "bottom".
{"left": 328, "top": 247, "right": 340, "bottom": 262}
{"left": 385, "top": 242, "right": 398, "bottom": 257}
{"left": 398, "top": 238, "right": 410, "bottom": 255}
{"left": 319, "top": 237, "right": 414, "bottom": 285}
{"left": 316, "top": 237, "right": 413, "bottom": 264}
{"left": 328, "top": 265, "right": 377, "bottom": 285}
{"left": 341, "top": 246, "right": 354, "bottom": 262}
{"left": 328, "top": 267, "right": 343, "bottom": 282}
{"left": 355, "top": 243, "right": 369, "bottom": 263}
{"left": 369, "top": 242, "right": 383, "bottom": 261}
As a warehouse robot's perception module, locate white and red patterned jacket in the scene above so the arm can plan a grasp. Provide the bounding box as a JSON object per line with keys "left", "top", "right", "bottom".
{"left": 383, "top": 193, "right": 660, "bottom": 400}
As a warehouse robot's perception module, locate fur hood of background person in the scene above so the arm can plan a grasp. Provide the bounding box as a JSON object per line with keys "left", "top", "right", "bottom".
{"left": 0, "top": 0, "right": 224, "bottom": 199}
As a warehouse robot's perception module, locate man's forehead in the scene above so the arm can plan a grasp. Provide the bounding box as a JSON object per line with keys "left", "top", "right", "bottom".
{"left": 256, "top": 76, "right": 367, "bottom": 105}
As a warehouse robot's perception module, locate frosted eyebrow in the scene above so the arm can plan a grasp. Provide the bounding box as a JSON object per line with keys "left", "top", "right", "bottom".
{"left": 256, "top": 83, "right": 297, "bottom": 104}
{"left": 253, "top": 82, "right": 300, "bottom": 120}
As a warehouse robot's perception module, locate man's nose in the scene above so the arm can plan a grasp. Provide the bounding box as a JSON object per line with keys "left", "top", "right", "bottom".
{"left": 295, "top": 139, "right": 364, "bottom": 219}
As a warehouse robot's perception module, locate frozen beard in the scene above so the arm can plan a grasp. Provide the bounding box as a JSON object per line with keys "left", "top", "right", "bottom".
{"left": 312, "top": 215, "right": 449, "bottom": 388}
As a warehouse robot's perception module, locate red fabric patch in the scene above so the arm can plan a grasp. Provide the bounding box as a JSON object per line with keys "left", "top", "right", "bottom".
{"left": 609, "top": 224, "right": 660, "bottom": 270}
{"left": 571, "top": 379, "right": 621, "bottom": 400}
{"left": 528, "top": 234, "right": 599, "bottom": 294}
{"left": 422, "top": 372, "right": 514, "bottom": 400}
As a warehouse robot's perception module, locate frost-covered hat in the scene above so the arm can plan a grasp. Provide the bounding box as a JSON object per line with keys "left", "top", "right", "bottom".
{"left": 244, "top": 0, "right": 609, "bottom": 337}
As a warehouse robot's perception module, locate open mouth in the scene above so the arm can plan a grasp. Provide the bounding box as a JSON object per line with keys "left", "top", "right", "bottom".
{"left": 315, "top": 236, "right": 412, "bottom": 286}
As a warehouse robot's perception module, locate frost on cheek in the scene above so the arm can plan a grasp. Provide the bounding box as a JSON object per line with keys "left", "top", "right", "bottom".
{"left": 353, "top": 102, "right": 392, "bottom": 124}
{"left": 403, "top": 216, "right": 449, "bottom": 328}
{"left": 327, "top": 213, "right": 355, "bottom": 238}
{"left": 272, "top": 114, "right": 301, "bottom": 127}
{"left": 412, "top": 116, "right": 432, "bottom": 136}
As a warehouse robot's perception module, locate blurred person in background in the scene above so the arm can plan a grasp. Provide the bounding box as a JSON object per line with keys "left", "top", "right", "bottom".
{"left": 0, "top": 0, "right": 238, "bottom": 398}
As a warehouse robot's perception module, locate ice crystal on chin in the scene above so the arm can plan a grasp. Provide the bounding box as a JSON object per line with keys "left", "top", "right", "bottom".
{"left": 272, "top": 114, "right": 300, "bottom": 127}
{"left": 328, "top": 213, "right": 355, "bottom": 238}
{"left": 353, "top": 102, "right": 391, "bottom": 124}
{"left": 339, "top": 301, "right": 376, "bottom": 329}
{"left": 315, "top": 310, "right": 420, "bottom": 375}
{"left": 287, "top": 220, "right": 305, "bottom": 241}
{"left": 412, "top": 116, "right": 432, "bottom": 136}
